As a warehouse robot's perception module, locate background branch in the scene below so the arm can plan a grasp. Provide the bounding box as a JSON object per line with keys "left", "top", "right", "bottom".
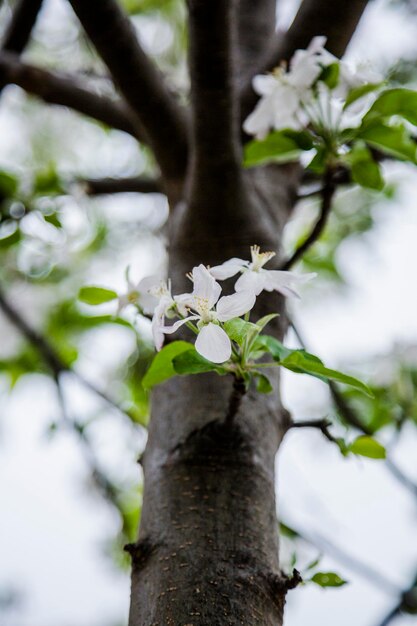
{"left": 187, "top": 0, "right": 241, "bottom": 185}
{"left": 0, "top": 51, "right": 140, "bottom": 137}
{"left": 81, "top": 175, "right": 163, "bottom": 196}
{"left": 272, "top": 0, "right": 371, "bottom": 65}
{"left": 68, "top": 0, "right": 188, "bottom": 184}
{"left": 1, "top": 0, "right": 43, "bottom": 53}
{"left": 280, "top": 166, "right": 336, "bottom": 270}
{"left": 0, "top": 285, "right": 137, "bottom": 423}
{"left": 290, "top": 320, "right": 417, "bottom": 498}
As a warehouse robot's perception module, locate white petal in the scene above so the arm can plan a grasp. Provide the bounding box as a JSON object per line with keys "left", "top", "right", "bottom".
{"left": 151, "top": 296, "right": 175, "bottom": 350}
{"left": 243, "top": 96, "right": 276, "bottom": 139}
{"left": 209, "top": 258, "right": 247, "bottom": 280}
{"left": 161, "top": 316, "right": 200, "bottom": 334}
{"left": 235, "top": 270, "right": 267, "bottom": 296}
{"left": 216, "top": 290, "right": 256, "bottom": 322}
{"left": 263, "top": 270, "right": 316, "bottom": 298}
{"left": 195, "top": 323, "right": 231, "bottom": 363}
{"left": 191, "top": 264, "right": 222, "bottom": 309}
{"left": 252, "top": 74, "right": 278, "bottom": 96}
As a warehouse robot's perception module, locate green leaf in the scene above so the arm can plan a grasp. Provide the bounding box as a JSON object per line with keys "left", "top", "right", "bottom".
{"left": 78, "top": 286, "right": 118, "bottom": 305}
{"left": 305, "top": 555, "right": 322, "bottom": 572}
{"left": 281, "top": 350, "right": 373, "bottom": 397}
{"left": 348, "top": 435, "right": 386, "bottom": 459}
{"left": 319, "top": 62, "right": 340, "bottom": 89}
{"left": 223, "top": 318, "right": 259, "bottom": 346}
{"left": 44, "top": 212, "right": 63, "bottom": 228}
{"left": 279, "top": 522, "right": 300, "bottom": 539}
{"left": 254, "top": 335, "right": 293, "bottom": 361}
{"left": 173, "top": 347, "right": 225, "bottom": 375}
{"left": 0, "top": 171, "right": 18, "bottom": 198}
{"left": 281, "top": 129, "right": 314, "bottom": 150}
{"left": 307, "top": 146, "right": 327, "bottom": 174}
{"left": 364, "top": 88, "right": 417, "bottom": 126}
{"left": 348, "top": 143, "right": 384, "bottom": 190}
{"left": 142, "top": 341, "right": 194, "bottom": 388}
{"left": 244, "top": 131, "right": 303, "bottom": 167}
{"left": 255, "top": 373, "right": 273, "bottom": 394}
{"left": 256, "top": 313, "right": 279, "bottom": 332}
{"left": 356, "top": 123, "right": 417, "bottom": 163}
{"left": 345, "top": 83, "right": 382, "bottom": 108}
{"left": 310, "top": 572, "right": 347, "bottom": 588}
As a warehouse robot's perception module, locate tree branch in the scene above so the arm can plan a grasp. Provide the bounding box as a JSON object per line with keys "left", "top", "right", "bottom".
{"left": 0, "top": 51, "right": 140, "bottom": 137}
{"left": 281, "top": 519, "right": 400, "bottom": 594}
{"left": 67, "top": 0, "right": 188, "bottom": 184}
{"left": 187, "top": 0, "right": 241, "bottom": 184}
{"left": 280, "top": 166, "right": 336, "bottom": 270}
{"left": 1, "top": 0, "right": 43, "bottom": 53}
{"left": 237, "top": 0, "right": 277, "bottom": 81}
{"left": 0, "top": 284, "right": 137, "bottom": 423}
{"left": 290, "top": 417, "right": 340, "bottom": 445}
{"left": 0, "top": 0, "right": 44, "bottom": 95}
{"left": 273, "top": 0, "right": 371, "bottom": 66}
{"left": 290, "top": 320, "right": 417, "bottom": 498}
{"left": 81, "top": 175, "right": 163, "bottom": 196}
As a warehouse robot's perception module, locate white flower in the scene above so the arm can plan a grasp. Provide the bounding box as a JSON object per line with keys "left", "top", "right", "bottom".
{"left": 150, "top": 281, "right": 177, "bottom": 350}
{"left": 210, "top": 245, "right": 316, "bottom": 298}
{"left": 244, "top": 76, "right": 305, "bottom": 139}
{"left": 288, "top": 36, "right": 329, "bottom": 89}
{"left": 243, "top": 36, "right": 330, "bottom": 139}
{"left": 160, "top": 265, "right": 256, "bottom": 363}
{"left": 305, "top": 83, "right": 374, "bottom": 134}
{"left": 117, "top": 269, "right": 160, "bottom": 315}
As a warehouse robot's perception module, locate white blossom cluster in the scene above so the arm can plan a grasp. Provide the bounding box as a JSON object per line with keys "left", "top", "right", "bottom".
{"left": 244, "top": 36, "right": 381, "bottom": 140}
{"left": 120, "top": 246, "right": 315, "bottom": 364}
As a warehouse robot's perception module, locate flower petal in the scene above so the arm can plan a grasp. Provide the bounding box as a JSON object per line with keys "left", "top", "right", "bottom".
{"left": 252, "top": 74, "right": 278, "bottom": 96}
{"left": 263, "top": 270, "right": 316, "bottom": 298}
{"left": 152, "top": 296, "right": 174, "bottom": 350}
{"left": 209, "top": 258, "right": 247, "bottom": 280}
{"left": 216, "top": 290, "right": 256, "bottom": 322}
{"left": 195, "top": 323, "right": 231, "bottom": 363}
{"left": 192, "top": 264, "right": 222, "bottom": 309}
{"left": 235, "top": 270, "right": 267, "bottom": 296}
{"left": 161, "top": 316, "right": 199, "bottom": 334}
{"left": 243, "top": 96, "right": 276, "bottom": 139}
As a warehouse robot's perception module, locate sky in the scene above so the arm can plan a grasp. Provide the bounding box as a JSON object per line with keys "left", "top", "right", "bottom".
{"left": 1, "top": 0, "right": 417, "bottom": 625}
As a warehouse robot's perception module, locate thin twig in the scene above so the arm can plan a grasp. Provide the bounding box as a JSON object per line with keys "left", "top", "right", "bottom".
{"left": 68, "top": 0, "right": 188, "bottom": 182}
{"left": 280, "top": 166, "right": 336, "bottom": 270}
{"left": 81, "top": 175, "right": 163, "bottom": 196}
{"left": 282, "top": 519, "right": 400, "bottom": 595}
{"left": 0, "top": 51, "right": 140, "bottom": 138}
{"left": 0, "top": 285, "right": 136, "bottom": 423}
{"left": 290, "top": 418, "right": 340, "bottom": 446}
{"left": 225, "top": 377, "right": 246, "bottom": 424}
{"left": 290, "top": 319, "right": 417, "bottom": 498}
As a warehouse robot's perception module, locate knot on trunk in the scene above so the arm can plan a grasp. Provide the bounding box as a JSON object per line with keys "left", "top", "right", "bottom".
{"left": 124, "top": 536, "right": 160, "bottom": 569}
{"left": 269, "top": 568, "right": 303, "bottom": 593}
{"left": 169, "top": 416, "right": 252, "bottom": 466}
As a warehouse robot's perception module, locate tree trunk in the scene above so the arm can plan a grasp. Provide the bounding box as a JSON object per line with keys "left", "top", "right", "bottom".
{"left": 127, "top": 166, "right": 300, "bottom": 625}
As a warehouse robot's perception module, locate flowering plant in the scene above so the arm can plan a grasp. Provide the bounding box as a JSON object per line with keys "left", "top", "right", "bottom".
{"left": 244, "top": 37, "right": 417, "bottom": 190}
{"left": 77, "top": 246, "right": 371, "bottom": 396}
{"left": 133, "top": 246, "right": 372, "bottom": 397}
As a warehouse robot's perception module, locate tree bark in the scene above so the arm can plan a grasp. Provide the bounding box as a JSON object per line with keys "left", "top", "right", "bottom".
{"left": 127, "top": 163, "right": 299, "bottom": 625}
